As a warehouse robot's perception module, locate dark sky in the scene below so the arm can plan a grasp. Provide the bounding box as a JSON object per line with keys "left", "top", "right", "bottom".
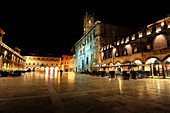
{"left": 0, "top": 2, "right": 169, "bottom": 57}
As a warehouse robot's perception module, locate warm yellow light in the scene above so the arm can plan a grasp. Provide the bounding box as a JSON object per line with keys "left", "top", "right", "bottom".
{"left": 161, "top": 22, "right": 164, "bottom": 27}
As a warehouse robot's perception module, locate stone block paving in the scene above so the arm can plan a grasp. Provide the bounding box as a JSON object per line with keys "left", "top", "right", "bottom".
{"left": 0, "top": 72, "right": 170, "bottom": 113}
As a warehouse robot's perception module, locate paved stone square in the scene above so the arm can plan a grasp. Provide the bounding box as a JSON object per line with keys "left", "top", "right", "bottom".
{"left": 0, "top": 72, "right": 170, "bottom": 113}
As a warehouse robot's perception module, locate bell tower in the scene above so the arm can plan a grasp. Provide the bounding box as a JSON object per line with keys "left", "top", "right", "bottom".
{"left": 83, "top": 12, "right": 94, "bottom": 35}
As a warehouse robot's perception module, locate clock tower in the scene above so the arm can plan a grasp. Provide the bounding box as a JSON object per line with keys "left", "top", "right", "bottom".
{"left": 83, "top": 12, "right": 94, "bottom": 35}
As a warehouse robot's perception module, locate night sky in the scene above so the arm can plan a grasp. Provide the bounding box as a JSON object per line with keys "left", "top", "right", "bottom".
{"left": 0, "top": 2, "right": 169, "bottom": 57}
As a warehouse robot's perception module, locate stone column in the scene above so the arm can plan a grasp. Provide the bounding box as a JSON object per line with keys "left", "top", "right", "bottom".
{"left": 161, "top": 61, "right": 166, "bottom": 78}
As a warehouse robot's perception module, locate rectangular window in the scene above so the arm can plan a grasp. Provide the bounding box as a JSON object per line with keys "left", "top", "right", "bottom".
{"left": 134, "top": 48, "right": 138, "bottom": 53}
{"left": 125, "top": 37, "right": 129, "bottom": 43}
{"left": 131, "top": 34, "right": 135, "bottom": 40}
{"left": 37, "top": 58, "right": 40, "bottom": 60}
{"left": 147, "top": 45, "right": 151, "bottom": 50}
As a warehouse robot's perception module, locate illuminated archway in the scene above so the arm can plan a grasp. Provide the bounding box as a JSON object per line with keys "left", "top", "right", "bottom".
{"left": 145, "top": 58, "right": 163, "bottom": 76}
{"left": 124, "top": 44, "right": 132, "bottom": 55}
{"left": 164, "top": 57, "right": 170, "bottom": 77}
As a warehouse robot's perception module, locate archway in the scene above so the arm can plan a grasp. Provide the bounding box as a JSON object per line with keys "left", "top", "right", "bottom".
{"left": 124, "top": 44, "right": 132, "bottom": 55}
{"left": 133, "top": 60, "right": 142, "bottom": 71}
{"left": 164, "top": 57, "right": 170, "bottom": 77}
{"left": 50, "top": 67, "right": 54, "bottom": 73}
{"left": 145, "top": 58, "right": 163, "bottom": 76}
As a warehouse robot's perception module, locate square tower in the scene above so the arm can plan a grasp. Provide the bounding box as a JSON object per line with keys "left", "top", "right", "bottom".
{"left": 83, "top": 12, "right": 94, "bottom": 35}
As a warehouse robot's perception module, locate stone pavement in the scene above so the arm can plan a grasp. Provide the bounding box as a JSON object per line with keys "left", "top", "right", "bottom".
{"left": 0, "top": 72, "right": 170, "bottom": 113}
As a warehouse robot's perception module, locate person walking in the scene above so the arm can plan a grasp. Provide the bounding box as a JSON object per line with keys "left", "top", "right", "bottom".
{"left": 60, "top": 69, "right": 63, "bottom": 77}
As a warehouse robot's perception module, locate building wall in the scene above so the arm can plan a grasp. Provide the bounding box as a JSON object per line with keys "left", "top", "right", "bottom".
{"left": 61, "top": 55, "right": 73, "bottom": 72}
{"left": 0, "top": 29, "right": 25, "bottom": 71}
{"left": 75, "top": 22, "right": 135, "bottom": 72}
{"left": 24, "top": 56, "right": 61, "bottom": 71}
{"left": 100, "top": 17, "right": 170, "bottom": 76}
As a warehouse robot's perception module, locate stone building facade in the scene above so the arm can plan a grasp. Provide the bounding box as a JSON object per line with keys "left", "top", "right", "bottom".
{"left": 100, "top": 16, "right": 170, "bottom": 77}
{"left": 75, "top": 12, "right": 135, "bottom": 72}
{"left": 0, "top": 28, "right": 25, "bottom": 71}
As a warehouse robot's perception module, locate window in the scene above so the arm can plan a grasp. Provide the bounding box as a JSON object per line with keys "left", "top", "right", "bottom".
{"left": 42, "top": 58, "right": 45, "bottom": 60}
{"left": 29, "top": 57, "right": 31, "bottom": 60}
{"left": 33, "top": 63, "right": 35, "bottom": 65}
{"left": 138, "top": 32, "right": 142, "bottom": 38}
{"left": 51, "top": 64, "right": 53, "bottom": 66}
{"left": 65, "top": 62, "right": 68, "bottom": 64}
{"left": 147, "top": 45, "right": 151, "bottom": 50}
{"left": 121, "top": 38, "right": 124, "bottom": 44}
{"left": 131, "top": 34, "right": 135, "bottom": 40}
{"left": 125, "top": 37, "right": 129, "bottom": 43}
{"left": 86, "top": 57, "right": 88, "bottom": 65}
{"left": 91, "top": 53, "right": 95, "bottom": 59}
{"left": 117, "top": 40, "right": 120, "bottom": 45}
{"left": 29, "top": 63, "right": 31, "bottom": 65}
{"left": 37, "top": 63, "right": 39, "bottom": 65}
{"left": 115, "top": 52, "right": 119, "bottom": 57}
{"left": 134, "top": 48, "right": 138, "bottom": 53}
{"left": 37, "top": 58, "right": 40, "bottom": 60}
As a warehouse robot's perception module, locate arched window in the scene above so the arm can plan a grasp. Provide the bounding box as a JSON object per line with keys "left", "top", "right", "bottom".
{"left": 153, "top": 34, "right": 167, "bottom": 50}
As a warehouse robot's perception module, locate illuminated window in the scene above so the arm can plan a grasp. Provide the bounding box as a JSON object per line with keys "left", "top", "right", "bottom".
{"left": 107, "top": 45, "right": 110, "bottom": 49}
{"left": 167, "top": 21, "right": 170, "bottom": 28}
{"left": 91, "top": 53, "right": 95, "bottom": 59}
{"left": 125, "top": 37, "right": 129, "bottom": 43}
{"left": 134, "top": 48, "right": 138, "bottom": 53}
{"left": 115, "top": 52, "right": 119, "bottom": 57}
{"left": 156, "top": 25, "right": 161, "bottom": 33}
{"left": 117, "top": 40, "right": 120, "bottom": 45}
{"left": 147, "top": 28, "right": 152, "bottom": 35}
{"left": 121, "top": 38, "right": 124, "bottom": 44}
{"left": 147, "top": 45, "right": 151, "bottom": 50}
{"left": 65, "top": 62, "right": 68, "bottom": 64}
{"left": 131, "top": 34, "right": 135, "bottom": 40}
{"left": 138, "top": 32, "right": 142, "bottom": 38}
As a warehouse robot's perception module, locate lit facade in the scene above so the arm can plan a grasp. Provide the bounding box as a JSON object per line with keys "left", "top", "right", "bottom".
{"left": 75, "top": 12, "right": 134, "bottom": 72}
{"left": 61, "top": 55, "right": 73, "bottom": 72}
{"left": 23, "top": 56, "right": 61, "bottom": 72}
{"left": 100, "top": 16, "right": 170, "bottom": 77}
{"left": 69, "top": 54, "right": 75, "bottom": 72}
{"left": 0, "top": 28, "right": 25, "bottom": 71}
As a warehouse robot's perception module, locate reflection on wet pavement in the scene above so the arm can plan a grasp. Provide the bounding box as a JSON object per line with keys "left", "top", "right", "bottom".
{"left": 0, "top": 72, "right": 170, "bottom": 113}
